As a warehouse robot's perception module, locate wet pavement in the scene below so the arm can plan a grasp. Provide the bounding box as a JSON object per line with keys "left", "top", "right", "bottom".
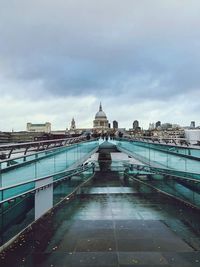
{"left": 1, "top": 170, "right": 200, "bottom": 266}
{"left": 1, "top": 143, "right": 200, "bottom": 266}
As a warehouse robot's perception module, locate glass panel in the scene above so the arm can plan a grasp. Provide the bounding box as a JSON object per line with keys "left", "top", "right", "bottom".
{"left": 0, "top": 140, "right": 98, "bottom": 247}
{"left": 3, "top": 182, "right": 35, "bottom": 200}
{"left": 116, "top": 140, "right": 200, "bottom": 175}
{"left": 128, "top": 172, "right": 200, "bottom": 208}
{"left": 1, "top": 140, "right": 98, "bottom": 187}
{"left": 0, "top": 194, "right": 34, "bottom": 246}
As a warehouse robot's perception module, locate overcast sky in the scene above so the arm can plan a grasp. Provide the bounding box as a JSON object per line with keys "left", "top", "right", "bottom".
{"left": 0, "top": 0, "right": 200, "bottom": 131}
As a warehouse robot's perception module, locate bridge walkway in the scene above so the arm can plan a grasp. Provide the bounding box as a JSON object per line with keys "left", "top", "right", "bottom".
{"left": 1, "top": 142, "right": 200, "bottom": 266}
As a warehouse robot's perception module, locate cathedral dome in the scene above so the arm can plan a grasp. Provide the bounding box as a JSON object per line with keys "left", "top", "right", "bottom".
{"left": 93, "top": 103, "right": 109, "bottom": 129}
{"left": 95, "top": 110, "right": 107, "bottom": 118}
{"left": 95, "top": 103, "right": 107, "bottom": 119}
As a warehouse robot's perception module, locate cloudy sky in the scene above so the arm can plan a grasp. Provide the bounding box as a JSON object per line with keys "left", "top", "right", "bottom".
{"left": 0, "top": 0, "right": 200, "bottom": 131}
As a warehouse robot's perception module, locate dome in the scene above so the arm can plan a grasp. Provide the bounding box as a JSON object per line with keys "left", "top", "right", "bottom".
{"left": 95, "top": 110, "right": 107, "bottom": 118}
{"left": 95, "top": 103, "right": 107, "bottom": 119}
{"left": 93, "top": 102, "right": 109, "bottom": 129}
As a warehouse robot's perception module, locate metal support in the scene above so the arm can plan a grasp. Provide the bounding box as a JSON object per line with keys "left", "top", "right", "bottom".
{"left": 0, "top": 163, "right": 2, "bottom": 189}
{"left": 24, "top": 146, "right": 30, "bottom": 155}
{"left": 37, "top": 143, "right": 40, "bottom": 151}
{"left": 8, "top": 148, "right": 14, "bottom": 159}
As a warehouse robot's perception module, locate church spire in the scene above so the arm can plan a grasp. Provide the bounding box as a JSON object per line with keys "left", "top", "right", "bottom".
{"left": 70, "top": 117, "right": 76, "bottom": 130}
{"left": 99, "top": 102, "right": 102, "bottom": 111}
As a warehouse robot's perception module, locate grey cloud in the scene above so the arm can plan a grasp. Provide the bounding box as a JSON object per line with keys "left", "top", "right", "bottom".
{"left": 0, "top": 0, "right": 200, "bottom": 103}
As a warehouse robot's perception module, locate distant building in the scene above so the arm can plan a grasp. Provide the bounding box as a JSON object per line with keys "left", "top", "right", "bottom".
{"left": 113, "top": 120, "right": 118, "bottom": 129}
{"left": 185, "top": 129, "right": 200, "bottom": 144}
{"left": 149, "top": 123, "right": 155, "bottom": 130}
{"left": 151, "top": 128, "right": 184, "bottom": 138}
{"left": 161, "top": 123, "right": 172, "bottom": 130}
{"left": 133, "top": 120, "right": 139, "bottom": 130}
{"left": 93, "top": 103, "right": 109, "bottom": 129}
{"left": 0, "top": 132, "right": 10, "bottom": 143}
{"left": 70, "top": 118, "right": 76, "bottom": 130}
{"left": 155, "top": 121, "right": 161, "bottom": 128}
{"left": 27, "top": 122, "right": 51, "bottom": 133}
{"left": 10, "top": 131, "right": 46, "bottom": 142}
{"left": 190, "top": 121, "right": 195, "bottom": 128}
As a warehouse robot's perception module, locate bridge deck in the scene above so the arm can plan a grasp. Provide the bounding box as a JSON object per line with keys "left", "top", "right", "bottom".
{"left": 1, "top": 141, "right": 200, "bottom": 266}
{"left": 1, "top": 169, "right": 200, "bottom": 266}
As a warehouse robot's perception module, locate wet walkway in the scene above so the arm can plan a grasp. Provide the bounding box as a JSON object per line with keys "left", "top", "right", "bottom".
{"left": 1, "top": 142, "right": 200, "bottom": 266}
{"left": 1, "top": 169, "right": 200, "bottom": 266}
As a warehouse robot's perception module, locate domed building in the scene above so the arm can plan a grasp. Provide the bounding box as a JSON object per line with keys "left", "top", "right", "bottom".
{"left": 93, "top": 103, "right": 109, "bottom": 129}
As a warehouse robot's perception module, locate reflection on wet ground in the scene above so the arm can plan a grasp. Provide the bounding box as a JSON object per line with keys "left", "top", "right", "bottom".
{"left": 1, "top": 143, "right": 200, "bottom": 266}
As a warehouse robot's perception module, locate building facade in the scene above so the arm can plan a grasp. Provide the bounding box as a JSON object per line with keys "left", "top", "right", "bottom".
{"left": 185, "top": 129, "right": 200, "bottom": 144}
{"left": 133, "top": 120, "right": 139, "bottom": 130}
{"left": 155, "top": 121, "right": 161, "bottom": 128}
{"left": 27, "top": 122, "right": 51, "bottom": 133}
{"left": 0, "top": 132, "right": 10, "bottom": 143}
{"left": 190, "top": 121, "right": 195, "bottom": 128}
{"left": 113, "top": 120, "right": 118, "bottom": 129}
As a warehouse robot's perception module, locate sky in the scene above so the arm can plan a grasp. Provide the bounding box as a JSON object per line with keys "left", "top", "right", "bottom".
{"left": 0, "top": 0, "right": 200, "bottom": 131}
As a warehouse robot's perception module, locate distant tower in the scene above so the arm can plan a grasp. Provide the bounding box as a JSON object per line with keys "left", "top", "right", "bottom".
{"left": 133, "top": 120, "right": 139, "bottom": 130}
{"left": 70, "top": 118, "right": 76, "bottom": 130}
{"left": 190, "top": 121, "right": 195, "bottom": 128}
{"left": 149, "top": 123, "right": 155, "bottom": 130}
{"left": 113, "top": 120, "right": 118, "bottom": 129}
{"left": 155, "top": 121, "right": 161, "bottom": 128}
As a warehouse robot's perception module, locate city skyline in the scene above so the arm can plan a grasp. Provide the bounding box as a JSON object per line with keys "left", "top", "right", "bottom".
{"left": 0, "top": 1, "right": 200, "bottom": 131}
{"left": 0, "top": 98, "right": 199, "bottom": 132}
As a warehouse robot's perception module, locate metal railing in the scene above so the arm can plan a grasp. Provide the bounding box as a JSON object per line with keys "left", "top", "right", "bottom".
{"left": 0, "top": 163, "right": 95, "bottom": 205}
{"left": 0, "top": 136, "right": 89, "bottom": 159}
{"left": 0, "top": 138, "right": 98, "bottom": 171}
{"left": 125, "top": 163, "right": 200, "bottom": 209}
{"left": 115, "top": 138, "right": 200, "bottom": 174}
{"left": 126, "top": 163, "right": 200, "bottom": 182}
{"left": 118, "top": 136, "right": 197, "bottom": 147}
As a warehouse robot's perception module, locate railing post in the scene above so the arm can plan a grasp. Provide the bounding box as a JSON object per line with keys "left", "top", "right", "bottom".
{"left": 54, "top": 154, "right": 56, "bottom": 172}
{"left": 0, "top": 163, "right": 2, "bottom": 188}
{"left": 0, "top": 185, "right": 3, "bottom": 247}
{"left": 34, "top": 161, "right": 37, "bottom": 178}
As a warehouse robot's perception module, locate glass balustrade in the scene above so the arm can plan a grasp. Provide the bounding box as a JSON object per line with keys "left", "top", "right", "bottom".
{"left": 116, "top": 139, "right": 200, "bottom": 174}
{"left": 0, "top": 140, "right": 98, "bottom": 188}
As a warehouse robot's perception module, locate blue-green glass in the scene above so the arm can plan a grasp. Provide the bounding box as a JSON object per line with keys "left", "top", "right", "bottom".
{"left": 3, "top": 182, "right": 35, "bottom": 200}
{"left": 116, "top": 140, "right": 200, "bottom": 174}
{"left": 1, "top": 140, "right": 98, "bottom": 187}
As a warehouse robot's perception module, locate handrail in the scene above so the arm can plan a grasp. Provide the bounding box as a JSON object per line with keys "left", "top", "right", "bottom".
{"left": 0, "top": 164, "right": 89, "bottom": 191}
{"left": 0, "top": 137, "right": 84, "bottom": 150}
{"left": 0, "top": 138, "right": 98, "bottom": 166}
{"left": 0, "top": 163, "right": 95, "bottom": 205}
{"left": 0, "top": 136, "right": 96, "bottom": 159}
{"left": 116, "top": 137, "right": 200, "bottom": 150}
{"left": 130, "top": 142, "right": 200, "bottom": 161}
{"left": 127, "top": 163, "right": 200, "bottom": 183}
{"left": 127, "top": 174, "right": 200, "bottom": 211}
